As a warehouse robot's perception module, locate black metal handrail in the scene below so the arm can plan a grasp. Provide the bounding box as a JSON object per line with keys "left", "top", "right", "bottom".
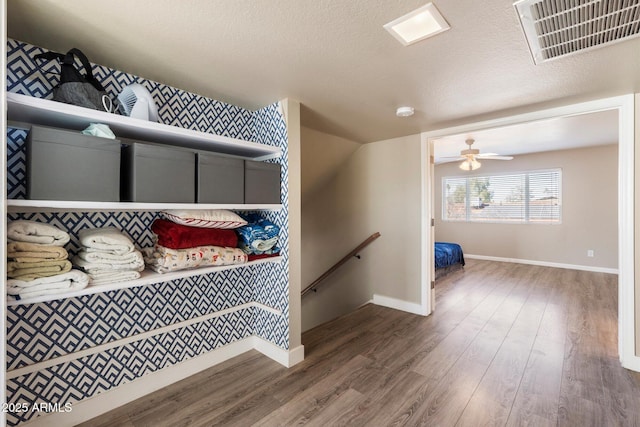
{"left": 301, "top": 232, "right": 381, "bottom": 297}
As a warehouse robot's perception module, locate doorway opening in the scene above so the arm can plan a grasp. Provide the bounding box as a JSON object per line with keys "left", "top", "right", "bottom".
{"left": 420, "top": 95, "right": 636, "bottom": 370}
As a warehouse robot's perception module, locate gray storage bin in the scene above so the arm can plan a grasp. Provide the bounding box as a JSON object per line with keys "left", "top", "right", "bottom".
{"left": 244, "top": 160, "right": 281, "bottom": 204}
{"left": 197, "top": 153, "right": 244, "bottom": 203}
{"left": 26, "top": 125, "right": 121, "bottom": 201}
{"left": 121, "top": 141, "right": 195, "bottom": 203}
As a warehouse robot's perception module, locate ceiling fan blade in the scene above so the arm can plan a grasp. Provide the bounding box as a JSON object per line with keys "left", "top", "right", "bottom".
{"left": 436, "top": 157, "right": 465, "bottom": 164}
{"left": 477, "top": 155, "right": 514, "bottom": 160}
{"left": 439, "top": 155, "right": 466, "bottom": 159}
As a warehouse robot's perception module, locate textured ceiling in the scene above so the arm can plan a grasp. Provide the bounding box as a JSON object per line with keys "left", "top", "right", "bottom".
{"left": 6, "top": 0, "right": 640, "bottom": 143}
{"left": 433, "top": 108, "right": 619, "bottom": 163}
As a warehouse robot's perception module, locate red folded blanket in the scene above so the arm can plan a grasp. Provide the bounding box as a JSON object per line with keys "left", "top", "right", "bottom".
{"left": 248, "top": 252, "right": 280, "bottom": 262}
{"left": 151, "top": 218, "right": 238, "bottom": 250}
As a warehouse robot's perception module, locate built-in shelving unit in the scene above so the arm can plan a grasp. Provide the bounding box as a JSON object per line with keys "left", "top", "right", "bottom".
{"left": 7, "top": 92, "right": 281, "bottom": 160}
{"left": 3, "top": 41, "right": 294, "bottom": 427}
{"left": 7, "top": 256, "right": 283, "bottom": 307}
{"left": 6, "top": 93, "right": 285, "bottom": 306}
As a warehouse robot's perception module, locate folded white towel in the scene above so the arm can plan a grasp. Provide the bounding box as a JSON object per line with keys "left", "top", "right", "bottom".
{"left": 88, "top": 270, "right": 141, "bottom": 286}
{"left": 79, "top": 227, "right": 135, "bottom": 255}
{"left": 7, "top": 220, "right": 70, "bottom": 246}
{"left": 7, "top": 269, "right": 89, "bottom": 289}
{"left": 9, "top": 282, "right": 88, "bottom": 300}
{"left": 75, "top": 249, "right": 144, "bottom": 264}
{"left": 7, "top": 269, "right": 89, "bottom": 299}
{"left": 73, "top": 250, "right": 145, "bottom": 273}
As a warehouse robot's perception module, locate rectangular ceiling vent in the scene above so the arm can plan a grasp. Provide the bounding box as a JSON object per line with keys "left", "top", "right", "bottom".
{"left": 514, "top": 0, "right": 640, "bottom": 64}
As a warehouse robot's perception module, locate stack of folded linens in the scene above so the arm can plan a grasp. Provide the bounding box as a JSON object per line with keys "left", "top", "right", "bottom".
{"left": 236, "top": 213, "right": 281, "bottom": 261}
{"left": 6, "top": 220, "right": 89, "bottom": 299}
{"left": 73, "top": 227, "right": 144, "bottom": 285}
{"left": 143, "top": 210, "right": 248, "bottom": 273}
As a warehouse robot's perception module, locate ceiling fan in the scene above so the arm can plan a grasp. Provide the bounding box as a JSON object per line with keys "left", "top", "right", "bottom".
{"left": 441, "top": 138, "right": 513, "bottom": 171}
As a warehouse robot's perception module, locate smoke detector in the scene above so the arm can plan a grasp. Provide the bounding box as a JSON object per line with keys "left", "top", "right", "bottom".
{"left": 396, "top": 106, "right": 415, "bottom": 117}
{"left": 514, "top": 0, "right": 640, "bottom": 64}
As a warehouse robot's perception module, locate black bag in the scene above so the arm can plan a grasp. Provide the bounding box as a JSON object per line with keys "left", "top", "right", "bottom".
{"left": 34, "top": 48, "right": 113, "bottom": 112}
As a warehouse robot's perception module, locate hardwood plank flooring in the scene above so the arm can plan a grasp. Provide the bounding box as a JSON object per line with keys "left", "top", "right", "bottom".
{"left": 80, "top": 259, "right": 640, "bottom": 426}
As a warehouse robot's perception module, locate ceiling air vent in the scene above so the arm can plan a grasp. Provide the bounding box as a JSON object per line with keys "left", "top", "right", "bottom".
{"left": 514, "top": 0, "right": 640, "bottom": 64}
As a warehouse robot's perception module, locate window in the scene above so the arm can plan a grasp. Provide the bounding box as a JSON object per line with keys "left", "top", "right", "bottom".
{"left": 443, "top": 169, "right": 561, "bottom": 224}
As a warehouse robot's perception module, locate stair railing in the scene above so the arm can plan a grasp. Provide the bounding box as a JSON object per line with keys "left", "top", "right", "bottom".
{"left": 301, "top": 232, "right": 381, "bottom": 297}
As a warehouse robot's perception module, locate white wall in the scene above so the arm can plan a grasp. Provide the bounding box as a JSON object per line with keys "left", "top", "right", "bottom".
{"left": 302, "top": 132, "right": 423, "bottom": 331}
{"left": 301, "top": 126, "right": 361, "bottom": 202}
{"left": 435, "top": 144, "right": 618, "bottom": 270}
{"left": 634, "top": 93, "right": 640, "bottom": 355}
{"left": 283, "top": 99, "right": 302, "bottom": 349}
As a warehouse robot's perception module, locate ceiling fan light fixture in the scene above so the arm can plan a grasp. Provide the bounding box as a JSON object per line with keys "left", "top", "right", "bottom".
{"left": 437, "top": 137, "right": 513, "bottom": 166}
{"left": 459, "top": 158, "right": 481, "bottom": 171}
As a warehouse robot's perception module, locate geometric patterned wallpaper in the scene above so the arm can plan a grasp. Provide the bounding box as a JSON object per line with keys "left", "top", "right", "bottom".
{"left": 6, "top": 307, "right": 253, "bottom": 426}
{"left": 5, "top": 39, "right": 290, "bottom": 426}
{"left": 6, "top": 40, "right": 255, "bottom": 139}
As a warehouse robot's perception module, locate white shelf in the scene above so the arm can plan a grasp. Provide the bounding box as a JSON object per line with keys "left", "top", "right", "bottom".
{"left": 5, "top": 93, "right": 286, "bottom": 308}
{"left": 7, "top": 199, "right": 282, "bottom": 212}
{"left": 7, "top": 256, "right": 283, "bottom": 306}
{"left": 7, "top": 92, "right": 281, "bottom": 160}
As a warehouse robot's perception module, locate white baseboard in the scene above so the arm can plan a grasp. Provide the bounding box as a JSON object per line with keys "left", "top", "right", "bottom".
{"left": 358, "top": 299, "right": 374, "bottom": 309}
{"left": 465, "top": 254, "right": 619, "bottom": 275}
{"left": 621, "top": 353, "right": 640, "bottom": 372}
{"left": 253, "top": 337, "right": 304, "bottom": 368}
{"left": 22, "top": 337, "right": 304, "bottom": 427}
{"left": 373, "top": 294, "right": 428, "bottom": 316}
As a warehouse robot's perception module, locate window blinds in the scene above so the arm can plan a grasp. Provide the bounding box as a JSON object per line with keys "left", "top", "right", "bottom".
{"left": 442, "top": 169, "right": 561, "bottom": 224}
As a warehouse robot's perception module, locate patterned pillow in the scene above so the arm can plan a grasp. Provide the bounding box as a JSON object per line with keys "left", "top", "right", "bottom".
{"left": 160, "top": 210, "right": 247, "bottom": 229}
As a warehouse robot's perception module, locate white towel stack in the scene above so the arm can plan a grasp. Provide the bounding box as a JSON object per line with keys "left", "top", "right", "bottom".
{"left": 6, "top": 220, "right": 89, "bottom": 300}
{"left": 73, "top": 227, "right": 145, "bottom": 285}
{"left": 7, "top": 270, "right": 89, "bottom": 300}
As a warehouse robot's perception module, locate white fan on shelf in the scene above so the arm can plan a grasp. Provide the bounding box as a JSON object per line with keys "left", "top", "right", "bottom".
{"left": 117, "top": 83, "right": 159, "bottom": 122}
{"left": 440, "top": 138, "right": 513, "bottom": 171}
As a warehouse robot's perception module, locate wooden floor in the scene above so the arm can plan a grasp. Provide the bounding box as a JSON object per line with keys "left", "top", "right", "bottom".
{"left": 81, "top": 259, "right": 640, "bottom": 426}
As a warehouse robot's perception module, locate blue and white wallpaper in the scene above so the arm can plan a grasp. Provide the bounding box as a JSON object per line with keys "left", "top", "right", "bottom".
{"left": 5, "top": 39, "right": 291, "bottom": 426}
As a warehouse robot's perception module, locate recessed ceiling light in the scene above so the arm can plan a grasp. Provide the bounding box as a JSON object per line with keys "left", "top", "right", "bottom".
{"left": 384, "top": 3, "right": 450, "bottom": 46}
{"left": 396, "top": 106, "right": 415, "bottom": 117}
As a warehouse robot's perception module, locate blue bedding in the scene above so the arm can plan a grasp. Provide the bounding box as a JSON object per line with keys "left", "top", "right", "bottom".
{"left": 236, "top": 213, "right": 280, "bottom": 255}
{"left": 435, "top": 242, "right": 465, "bottom": 269}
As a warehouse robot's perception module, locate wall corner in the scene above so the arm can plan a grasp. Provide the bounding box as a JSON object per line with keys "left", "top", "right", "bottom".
{"left": 281, "top": 98, "right": 303, "bottom": 351}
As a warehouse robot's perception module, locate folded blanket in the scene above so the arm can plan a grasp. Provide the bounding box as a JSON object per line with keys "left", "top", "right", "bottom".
{"left": 7, "top": 260, "right": 72, "bottom": 280}
{"left": 236, "top": 215, "right": 280, "bottom": 255}
{"left": 73, "top": 250, "right": 145, "bottom": 273}
{"left": 160, "top": 209, "right": 247, "bottom": 229}
{"left": 7, "top": 220, "right": 70, "bottom": 246}
{"left": 143, "top": 244, "right": 247, "bottom": 273}
{"left": 248, "top": 252, "right": 281, "bottom": 262}
{"left": 79, "top": 227, "right": 135, "bottom": 255}
{"left": 88, "top": 270, "right": 141, "bottom": 286}
{"left": 151, "top": 218, "right": 238, "bottom": 250}
{"left": 7, "top": 270, "right": 89, "bottom": 299}
{"left": 7, "top": 241, "right": 68, "bottom": 262}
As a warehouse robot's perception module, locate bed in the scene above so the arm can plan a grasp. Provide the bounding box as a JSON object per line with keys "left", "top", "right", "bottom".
{"left": 435, "top": 242, "right": 465, "bottom": 279}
